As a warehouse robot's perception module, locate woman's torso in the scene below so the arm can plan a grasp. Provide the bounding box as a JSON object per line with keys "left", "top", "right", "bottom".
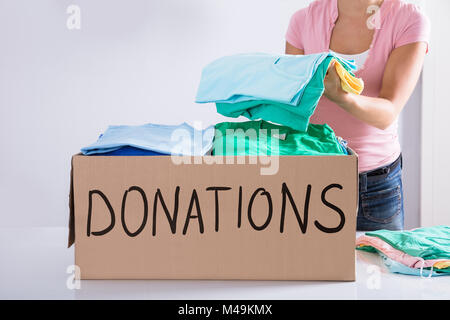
{"left": 286, "top": 0, "right": 429, "bottom": 172}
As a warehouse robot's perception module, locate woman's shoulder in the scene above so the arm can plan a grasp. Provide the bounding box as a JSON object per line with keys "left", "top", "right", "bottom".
{"left": 386, "top": 0, "right": 429, "bottom": 25}
{"left": 385, "top": 1, "right": 430, "bottom": 42}
{"left": 289, "top": 0, "right": 333, "bottom": 24}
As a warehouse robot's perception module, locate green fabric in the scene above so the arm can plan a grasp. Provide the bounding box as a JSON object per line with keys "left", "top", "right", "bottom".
{"left": 216, "top": 56, "right": 337, "bottom": 132}
{"left": 356, "top": 245, "right": 450, "bottom": 274}
{"left": 434, "top": 267, "right": 450, "bottom": 273}
{"left": 365, "top": 226, "right": 450, "bottom": 262}
{"left": 356, "top": 246, "right": 378, "bottom": 253}
{"left": 212, "top": 120, "right": 346, "bottom": 156}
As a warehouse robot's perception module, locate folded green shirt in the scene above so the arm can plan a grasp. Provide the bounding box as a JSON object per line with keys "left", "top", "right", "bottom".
{"left": 214, "top": 56, "right": 335, "bottom": 132}
{"left": 364, "top": 226, "right": 450, "bottom": 262}
{"left": 212, "top": 120, "right": 347, "bottom": 156}
{"left": 196, "top": 52, "right": 358, "bottom": 132}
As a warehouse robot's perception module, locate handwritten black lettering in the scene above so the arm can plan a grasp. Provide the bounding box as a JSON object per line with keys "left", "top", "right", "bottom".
{"left": 87, "top": 190, "right": 115, "bottom": 237}
{"left": 183, "top": 189, "right": 205, "bottom": 235}
{"left": 314, "top": 184, "right": 345, "bottom": 233}
{"left": 247, "top": 188, "right": 273, "bottom": 231}
{"left": 280, "top": 183, "right": 311, "bottom": 234}
{"left": 121, "top": 186, "right": 148, "bottom": 237}
{"left": 206, "top": 187, "right": 232, "bottom": 232}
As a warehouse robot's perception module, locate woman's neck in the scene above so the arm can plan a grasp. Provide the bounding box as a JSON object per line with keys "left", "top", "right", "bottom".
{"left": 338, "top": 0, "right": 385, "bottom": 17}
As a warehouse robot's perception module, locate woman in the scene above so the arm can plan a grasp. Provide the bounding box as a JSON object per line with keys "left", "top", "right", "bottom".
{"left": 285, "top": 0, "right": 430, "bottom": 231}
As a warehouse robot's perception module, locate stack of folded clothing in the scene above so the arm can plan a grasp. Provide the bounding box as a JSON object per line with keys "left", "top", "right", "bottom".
{"left": 81, "top": 121, "right": 349, "bottom": 157}
{"left": 81, "top": 122, "right": 215, "bottom": 156}
{"left": 213, "top": 120, "right": 348, "bottom": 156}
{"left": 82, "top": 52, "right": 362, "bottom": 157}
{"left": 356, "top": 226, "right": 450, "bottom": 277}
{"left": 195, "top": 52, "right": 364, "bottom": 132}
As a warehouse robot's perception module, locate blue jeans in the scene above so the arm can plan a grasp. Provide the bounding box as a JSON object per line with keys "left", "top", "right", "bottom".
{"left": 357, "top": 155, "right": 404, "bottom": 231}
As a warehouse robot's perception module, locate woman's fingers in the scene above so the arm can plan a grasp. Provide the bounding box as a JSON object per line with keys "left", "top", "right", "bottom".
{"left": 323, "top": 60, "right": 346, "bottom": 102}
{"left": 328, "top": 64, "right": 341, "bottom": 83}
{"left": 326, "top": 60, "right": 336, "bottom": 75}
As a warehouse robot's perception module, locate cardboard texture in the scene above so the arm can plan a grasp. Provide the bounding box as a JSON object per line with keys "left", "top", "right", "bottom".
{"left": 69, "top": 154, "right": 358, "bottom": 280}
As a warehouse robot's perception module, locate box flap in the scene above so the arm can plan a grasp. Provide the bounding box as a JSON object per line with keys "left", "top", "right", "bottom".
{"left": 68, "top": 155, "right": 76, "bottom": 248}
{"left": 347, "top": 147, "right": 360, "bottom": 212}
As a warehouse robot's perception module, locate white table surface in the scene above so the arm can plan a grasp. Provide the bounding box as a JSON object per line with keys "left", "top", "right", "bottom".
{"left": 0, "top": 227, "right": 449, "bottom": 300}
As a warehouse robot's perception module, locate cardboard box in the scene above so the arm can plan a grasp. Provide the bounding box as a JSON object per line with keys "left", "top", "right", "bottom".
{"left": 68, "top": 153, "right": 358, "bottom": 280}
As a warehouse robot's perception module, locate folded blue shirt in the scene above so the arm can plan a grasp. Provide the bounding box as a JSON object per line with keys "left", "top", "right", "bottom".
{"left": 81, "top": 122, "right": 215, "bottom": 156}
{"left": 379, "top": 253, "right": 447, "bottom": 277}
{"left": 195, "top": 52, "right": 357, "bottom": 131}
{"left": 92, "top": 146, "right": 169, "bottom": 156}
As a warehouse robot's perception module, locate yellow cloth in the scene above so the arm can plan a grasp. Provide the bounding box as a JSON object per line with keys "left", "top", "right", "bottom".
{"left": 434, "top": 261, "right": 450, "bottom": 270}
{"left": 334, "top": 59, "right": 365, "bottom": 95}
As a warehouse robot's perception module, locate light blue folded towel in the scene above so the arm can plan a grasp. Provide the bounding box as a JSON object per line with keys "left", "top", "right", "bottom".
{"left": 81, "top": 122, "right": 215, "bottom": 156}
{"left": 195, "top": 52, "right": 357, "bottom": 131}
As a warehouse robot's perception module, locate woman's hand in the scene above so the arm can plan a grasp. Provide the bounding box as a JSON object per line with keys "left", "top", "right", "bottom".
{"left": 323, "top": 60, "right": 349, "bottom": 104}
{"left": 322, "top": 42, "right": 427, "bottom": 130}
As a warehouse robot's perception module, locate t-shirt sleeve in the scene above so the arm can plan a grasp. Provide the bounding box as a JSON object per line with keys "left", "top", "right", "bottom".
{"left": 394, "top": 5, "right": 430, "bottom": 52}
{"left": 285, "top": 8, "right": 308, "bottom": 50}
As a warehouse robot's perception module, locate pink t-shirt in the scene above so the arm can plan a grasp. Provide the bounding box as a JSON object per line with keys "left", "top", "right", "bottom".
{"left": 285, "top": 0, "right": 430, "bottom": 172}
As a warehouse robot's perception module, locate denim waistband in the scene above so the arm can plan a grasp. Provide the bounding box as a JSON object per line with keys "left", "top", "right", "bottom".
{"left": 359, "top": 154, "right": 403, "bottom": 193}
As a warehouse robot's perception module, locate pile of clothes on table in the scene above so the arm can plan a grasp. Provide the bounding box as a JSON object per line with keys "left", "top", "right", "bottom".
{"left": 357, "top": 226, "right": 450, "bottom": 277}
{"left": 82, "top": 52, "right": 363, "bottom": 157}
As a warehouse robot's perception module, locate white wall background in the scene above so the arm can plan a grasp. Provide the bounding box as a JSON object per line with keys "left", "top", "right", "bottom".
{"left": 0, "top": 0, "right": 424, "bottom": 228}
{"left": 421, "top": 0, "right": 450, "bottom": 226}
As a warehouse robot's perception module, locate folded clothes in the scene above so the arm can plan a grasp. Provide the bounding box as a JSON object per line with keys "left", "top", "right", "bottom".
{"left": 365, "top": 226, "right": 450, "bottom": 262}
{"left": 195, "top": 52, "right": 363, "bottom": 131}
{"left": 378, "top": 252, "right": 447, "bottom": 277}
{"left": 356, "top": 234, "right": 450, "bottom": 270}
{"left": 91, "top": 146, "right": 169, "bottom": 156}
{"left": 81, "top": 122, "right": 215, "bottom": 156}
{"left": 356, "top": 226, "right": 450, "bottom": 276}
{"left": 213, "top": 120, "right": 347, "bottom": 156}
{"left": 336, "top": 136, "right": 349, "bottom": 155}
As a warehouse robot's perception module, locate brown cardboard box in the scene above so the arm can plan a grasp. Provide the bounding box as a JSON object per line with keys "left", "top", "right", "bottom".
{"left": 68, "top": 153, "right": 358, "bottom": 280}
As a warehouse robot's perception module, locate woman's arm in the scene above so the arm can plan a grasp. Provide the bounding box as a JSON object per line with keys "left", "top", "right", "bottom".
{"left": 324, "top": 42, "right": 428, "bottom": 130}
{"left": 285, "top": 41, "right": 304, "bottom": 55}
